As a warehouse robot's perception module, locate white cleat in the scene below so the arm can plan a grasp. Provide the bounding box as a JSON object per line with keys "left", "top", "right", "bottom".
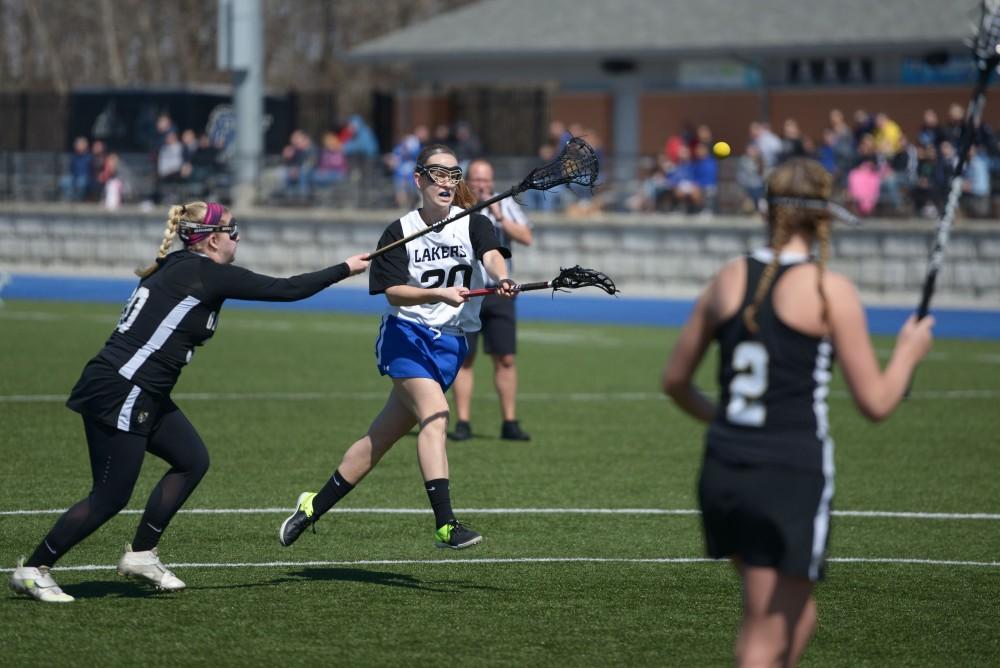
{"left": 9, "top": 558, "right": 75, "bottom": 603}
{"left": 117, "top": 544, "right": 186, "bottom": 591}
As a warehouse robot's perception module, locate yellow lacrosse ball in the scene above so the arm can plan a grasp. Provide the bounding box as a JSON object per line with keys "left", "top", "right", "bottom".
{"left": 712, "top": 141, "right": 731, "bottom": 158}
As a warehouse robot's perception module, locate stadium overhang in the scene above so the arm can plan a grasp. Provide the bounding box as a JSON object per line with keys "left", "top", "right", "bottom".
{"left": 348, "top": 0, "right": 978, "bottom": 174}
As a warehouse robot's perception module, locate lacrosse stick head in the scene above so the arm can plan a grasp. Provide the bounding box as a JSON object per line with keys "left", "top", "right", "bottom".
{"left": 517, "top": 137, "right": 600, "bottom": 194}
{"left": 973, "top": 0, "right": 1000, "bottom": 65}
{"left": 549, "top": 265, "right": 620, "bottom": 295}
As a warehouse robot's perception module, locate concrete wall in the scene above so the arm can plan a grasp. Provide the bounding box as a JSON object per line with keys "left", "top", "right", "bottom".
{"left": 1, "top": 204, "right": 998, "bottom": 308}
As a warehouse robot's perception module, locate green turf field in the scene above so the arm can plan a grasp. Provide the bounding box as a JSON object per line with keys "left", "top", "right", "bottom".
{"left": 1, "top": 299, "right": 997, "bottom": 667}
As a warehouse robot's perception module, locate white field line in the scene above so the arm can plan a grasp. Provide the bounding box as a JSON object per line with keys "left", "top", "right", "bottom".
{"left": 1, "top": 556, "right": 998, "bottom": 574}
{"left": 2, "top": 388, "right": 998, "bottom": 403}
{"left": 2, "top": 507, "right": 999, "bottom": 520}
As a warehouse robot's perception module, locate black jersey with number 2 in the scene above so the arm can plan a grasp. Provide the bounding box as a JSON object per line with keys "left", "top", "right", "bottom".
{"left": 706, "top": 249, "right": 835, "bottom": 473}
{"left": 67, "top": 250, "right": 350, "bottom": 431}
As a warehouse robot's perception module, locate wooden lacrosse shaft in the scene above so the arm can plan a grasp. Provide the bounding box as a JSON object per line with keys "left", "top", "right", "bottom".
{"left": 466, "top": 281, "right": 553, "bottom": 297}
{"left": 366, "top": 187, "right": 517, "bottom": 260}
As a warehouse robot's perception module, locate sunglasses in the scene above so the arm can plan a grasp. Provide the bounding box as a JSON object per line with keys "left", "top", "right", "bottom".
{"left": 179, "top": 219, "right": 240, "bottom": 241}
{"left": 416, "top": 164, "right": 464, "bottom": 187}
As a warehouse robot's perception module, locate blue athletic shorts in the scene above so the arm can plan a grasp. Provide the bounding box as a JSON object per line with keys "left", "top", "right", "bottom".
{"left": 375, "top": 315, "right": 468, "bottom": 391}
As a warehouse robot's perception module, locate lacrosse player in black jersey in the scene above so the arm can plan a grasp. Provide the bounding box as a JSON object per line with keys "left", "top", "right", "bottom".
{"left": 9, "top": 201, "right": 369, "bottom": 603}
{"left": 278, "top": 144, "right": 515, "bottom": 550}
{"left": 663, "top": 158, "right": 934, "bottom": 666}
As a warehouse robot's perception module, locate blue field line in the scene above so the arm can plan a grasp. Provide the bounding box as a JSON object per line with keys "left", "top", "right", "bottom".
{"left": 3, "top": 273, "right": 999, "bottom": 339}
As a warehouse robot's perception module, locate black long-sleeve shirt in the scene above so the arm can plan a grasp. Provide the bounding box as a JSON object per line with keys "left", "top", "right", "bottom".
{"left": 93, "top": 250, "right": 350, "bottom": 396}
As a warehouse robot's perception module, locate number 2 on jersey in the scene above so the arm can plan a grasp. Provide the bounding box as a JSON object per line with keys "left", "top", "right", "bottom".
{"left": 116, "top": 286, "right": 150, "bottom": 333}
{"left": 727, "top": 341, "right": 768, "bottom": 427}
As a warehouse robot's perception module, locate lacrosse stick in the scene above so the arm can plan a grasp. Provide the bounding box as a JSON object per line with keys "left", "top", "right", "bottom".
{"left": 917, "top": 0, "right": 1000, "bottom": 319}
{"left": 466, "top": 265, "right": 619, "bottom": 297}
{"left": 368, "top": 137, "right": 599, "bottom": 259}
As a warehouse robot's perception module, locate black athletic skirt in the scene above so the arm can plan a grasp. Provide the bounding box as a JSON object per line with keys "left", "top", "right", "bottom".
{"left": 66, "top": 358, "right": 176, "bottom": 436}
{"left": 698, "top": 452, "right": 832, "bottom": 581}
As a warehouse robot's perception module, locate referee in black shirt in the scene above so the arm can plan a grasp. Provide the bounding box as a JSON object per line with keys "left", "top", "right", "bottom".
{"left": 10, "top": 201, "right": 368, "bottom": 603}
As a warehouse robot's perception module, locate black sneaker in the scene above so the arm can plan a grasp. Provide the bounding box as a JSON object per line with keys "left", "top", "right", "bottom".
{"left": 449, "top": 420, "right": 473, "bottom": 441}
{"left": 278, "top": 492, "right": 317, "bottom": 547}
{"left": 500, "top": 420, "right": 531, "bottom": 441}
{"left": 435, "top": 520, "right": 483, "bottom": 549}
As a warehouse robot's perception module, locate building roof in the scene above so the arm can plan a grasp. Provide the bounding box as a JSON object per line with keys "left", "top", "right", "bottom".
{"left": 350, "top": 0, "right": 980, "bottom": 61}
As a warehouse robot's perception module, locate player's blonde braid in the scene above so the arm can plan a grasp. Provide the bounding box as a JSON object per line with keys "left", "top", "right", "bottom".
{"left": 135, "top": 204, "right": 184, "bottom": 278}
{"left": 742, "top": 208, "right": 791, "bottom": 334}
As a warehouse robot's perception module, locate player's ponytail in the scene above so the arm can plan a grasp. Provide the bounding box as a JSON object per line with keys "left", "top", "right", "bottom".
{"left": 454, "top": 179, "right": 477, "bottom": 209}
{"left": 743, "top": 158, "right": 833, "bottom": 334}
{"left": 135, "top": 204, "right": 184, "bottom": 278}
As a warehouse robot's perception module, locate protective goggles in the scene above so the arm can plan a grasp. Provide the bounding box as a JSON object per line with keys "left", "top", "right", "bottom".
{"left": 416, "top": 164, "right": 464, "bottom": 187}
{"left": 178, "top": 219, "right": 240, "bottom": 242}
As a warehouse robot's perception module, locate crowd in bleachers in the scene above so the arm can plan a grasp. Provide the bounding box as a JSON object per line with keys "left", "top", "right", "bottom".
{"left": 51, "top": 102, "right": 997, "bottom": 219}
{"left": 59, "top": 111, "right": 229, "bottom": 209}
{"left": 630, "top": 103, "right": 995, "bottom": 220}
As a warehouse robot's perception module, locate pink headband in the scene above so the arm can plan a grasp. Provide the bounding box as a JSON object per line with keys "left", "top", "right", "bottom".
{"left": 182, "top": 202, "right": 226, "bottom": 246}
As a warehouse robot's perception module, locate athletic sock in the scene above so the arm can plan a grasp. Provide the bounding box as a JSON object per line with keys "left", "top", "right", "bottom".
{"left": 26, "top": 539, "right": 60, "bottom": 569}
{"left": 425, "top": 478, "right": 455, "bottom": 528}
{"left": 312, "top": 469, "right": 355, "bottom": 517}
{"left": 131, "top": 520, "right": 164, "bottom": 552}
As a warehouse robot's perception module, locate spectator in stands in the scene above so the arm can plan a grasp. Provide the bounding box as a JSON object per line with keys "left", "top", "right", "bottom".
{"left": 735, "top": 144, "right": 766, "bottom": 213}
{"left": 691, "top": 142, "right": 719, "bottom": 215}
{"left": 912, "top": 143, "right": 940, "bottom": 218}
{"left": 750, "top": 121, "right": 783, "bottom": 169}
{"left": 874, "top": 113, "right": 903, "bottom": 156}
{"left": 931, "top": 141, "right": 957, "bottom": 214}
{"left": 102, "top": 153, "right": 125, "bottom": 210}
{"left": 818, "top": 129, "right": 840, "bottom": 175}
{"left": 847, "top": 158, "right": 884, "bottom": 216}
{"left": 180, "top": 129, "right": 198, "bottom": 165}
{"left": 918, "top": 109, "right": 945, "bottom": 148}
{"left": 878, "top": 136, "right": 913, "bottom": 215}
{"left": 548, "top": 119, "right": 572, "bottom": 149}
{"left": 189, "top": 133, "right": 223, "bottom": 187}
{"left": 88, "top": 140, "right": 108, "bottom": 201}
{"left": 158, "top": 131, "right": 185, "bottom": 183}
{"left": 664, "top": 131, "right": 687, "bottom": 164}
{"left": 60, "top": 136, "right": 92, "bottom": 201}
{"left": 963, "top": 146, "right": 991, "bottom": 218}
{"left": 341, "top": 114, "right": 380, "bottom": 160}
{"left": 695, "top": 124, "right": 714, "bottom": 151}
{"left": 779, "top": 119, "right": 807, "bottom": 163}
{"left": 522, "top": 142, "right": 570, "bottom": 212}
{"left": 669, "top": 144, "right": 703, "bottom": 213}
{"left": 626, "top": 155, "right": 668, "bottom": 213}
{"left": 282, "top": 129, "right": 318, "bottom": 199}
{"left": 944, "top": 103, "right": 965, "bottom": 147}
{"left": 852, "top": 109, "right": 875, "bottom": 144}
{"left": 154, "top": 112, "right": 177, "bottom": 152}
{"left": 453, "top": 121, "right": 483, "bottom": 166}
{"left": 432, "top": 123, "right": 453, "bottom": 147}
{"left": 385, "top": 125, "right": 428, "bottom": 208}
{"left": 312, "top": 131, "right": 349, "bottom": 190}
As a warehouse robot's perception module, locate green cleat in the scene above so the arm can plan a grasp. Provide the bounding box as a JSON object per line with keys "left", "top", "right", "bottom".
{"left": 278, "top": 492, "right": 318, "bottom": 547}
{"left": 435, "top": 520, "right": 482, "bottom": 550}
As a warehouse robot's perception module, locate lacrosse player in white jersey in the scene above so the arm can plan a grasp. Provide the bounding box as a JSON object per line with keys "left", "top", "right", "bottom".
{"left": 279, "top": 144, "right": 515, "bottom": 550}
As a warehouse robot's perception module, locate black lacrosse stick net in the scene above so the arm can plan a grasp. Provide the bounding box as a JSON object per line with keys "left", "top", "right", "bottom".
{"left": 518, "top": 137, "right": 599, "bottom": 193}
{"left": 549, "top": 265, "right": 619, "bottom": 295}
